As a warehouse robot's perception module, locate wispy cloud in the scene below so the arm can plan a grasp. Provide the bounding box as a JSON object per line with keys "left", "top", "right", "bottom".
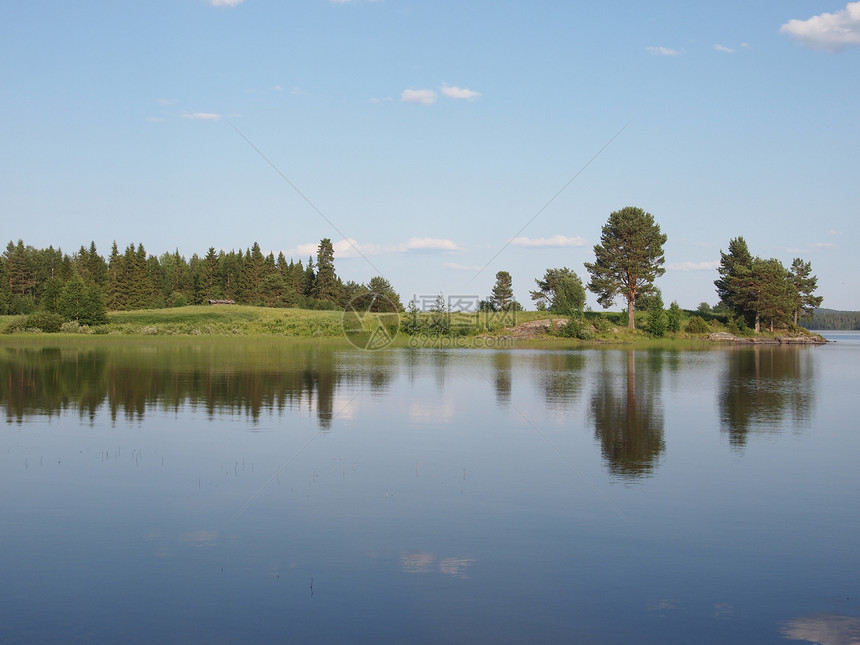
{"left": 369, "top": 96, "right": 393, "bottom": 104}
{"left": 445, "top": 262, "right": 482, "bottom": 271}
{"left": 714, "top": 44, "right": 735, "bottom": 53}
{"left": 157, "top": 98, "right": 178, "bottom": 106}
{"left": 401, "top": 89, "right": 437, "bottom": 104}
{"left": 145, "top": 116, "right": 165, "bottom": 123}
{"left": 286, "top": 237, "right": 462, "bottom": 260}
{"left": 811, "top": 242, "right": 836, "bottom": 248}
{"left": 182, "top": 112, "right": 221, "bottom": 121}
{"left": 511, "top": 235, "right": 587, "bottom": 248}
{"left": 396, "top": 237, "right": 463, "bottom": 252}
{"left": 780, "top": 2, "right": 860, "bottom": 52}
{"left": 272, "top": 85, "right": 283, "bottom": 92}
{"left": 205, "top": 0, "right": 244, "bottom": 6}
{"left": 440, "top": 83, "right": 481, "bottom": 101}
{"left": 667, "top": 261, "right": 720, "bottom": 271}
{"left": 828, "top": 229, "right": 843, "bottom": 236}
{"left": 646, "top": 46, "right": 684, "bottom": 56}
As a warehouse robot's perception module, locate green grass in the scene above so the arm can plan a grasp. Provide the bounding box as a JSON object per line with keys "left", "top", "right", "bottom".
{"left": 1, "top": 304, "right": 821, "bottom": 345}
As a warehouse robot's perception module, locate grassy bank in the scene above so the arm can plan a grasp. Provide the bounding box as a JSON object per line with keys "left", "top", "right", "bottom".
{"left": 0, "top": 304, "right": 820, "bottom": 345}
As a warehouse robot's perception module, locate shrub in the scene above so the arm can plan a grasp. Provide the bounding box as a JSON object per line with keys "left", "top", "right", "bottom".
{"left": 558, "top": 316, "right": 594, "bottom": 340}
{"left": 727, "top": 315, "right": 751, "bottom": 336}
{"left": 685, "top": 316, "right": 709, "bottom": 334}
{"left": 592, "top": 315, "right": 613, "bottom": 334}
{"left": 25, "top": 311, "right": 64, "bottom": 333}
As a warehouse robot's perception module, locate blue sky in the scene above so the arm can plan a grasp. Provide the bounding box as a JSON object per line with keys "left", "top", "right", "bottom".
{"left": 2, "top": 0, "right": 858, "bottom": 310}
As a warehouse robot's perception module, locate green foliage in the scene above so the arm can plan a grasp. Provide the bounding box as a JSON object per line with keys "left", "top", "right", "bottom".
{"left": 429, "top": 294, "right": 450, "bottom": 334}
{"left": 57, "top": 275, "right": 108, "bottom": 325}
{"left": 558, "top": 315, "right": 594, "bottom": 340}
{"left": 667, "top": 301, "right": 682, "bottom": 333}
{"left": 727, "top": 314, "right": 752, "bottom": 336}
{"left": 312, "top": 238, "right": 339, "bottom": 304}
{"left": 24, "top": 310, "right": 64, "bottom": 333}
{"left": 697, "top": 302, "right": 712, "bottom": 314}
{"left": 366, "top": 276, "right": 404, "bottom": 312}
{"left": 530, "top": 267, "right": 586, "bottom": 315}
{"left": 584, "top": 206, "right": 667, "bottom": 329}
{"left": 685, "top": 316, "right": 709, "bottom": 334}
{"left": 491, "top": 271, "right": 514, "bottom": 311}
{"left": 803, "top": 309, "right": 860, "bottom": 330}
{"left": 645, "top": 292, "right": 667, "bottom": 337}
{"left": 789, "top": 258, "right": 823, "bottom": 325}
{"left": 715, "top": 238, "right": 820, "bottom": 334}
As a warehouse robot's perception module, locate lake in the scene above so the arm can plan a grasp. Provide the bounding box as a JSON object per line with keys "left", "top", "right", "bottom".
{"left": 1, "top": 334, "right": 859, "bottom": 644}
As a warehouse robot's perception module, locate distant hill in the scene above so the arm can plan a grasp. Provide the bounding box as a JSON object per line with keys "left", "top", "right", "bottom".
{"left": 803, "top": 308, "right": 860, "bottom": 330}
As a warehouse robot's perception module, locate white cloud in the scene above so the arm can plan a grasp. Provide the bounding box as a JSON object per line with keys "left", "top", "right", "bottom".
{"left": 401, "top": 89, "right": 438, "bottom": 104}
{"left": 440, "top": 83, "right": 481, "bottom": 101}
{"left": 714, "top": 44, "right": 735, "bottom": 53}
{"left": 780, "top": 2, "right": 860, "bottom": 52}
{"left": 369, "top": 96, "right": 393, "bottom": 104}
{"left": 667, "top": 261, "right": 720, "bottom": 271}
{"left": 157, "top": 98, "right": 177, "bottom": 106}
{"left": 145, "top": 116, "right": 165, "bottom": 123}
{"left": 182, "top": 112, "right": 221, "bottom": 120}
{"left": 290, "top": 86, "right": 307, "bottom": 95}
{"left": 285, "top": 237, "right": 461, "bottom": 261}
{"left": 828, "top": 229, "right": 843, "bottom": 236}
{"left": 334, "top": 238, "right": 382, "bottom": 258}
{"left": 445, "top": 262, "right": 482, "bottom": 271}
{"left": 511, "top": 235, "right": 587, "bottom": 248}
{"left": 397, "top": 237, "right": 464, "bottom": 252}
{"left": 811, "top": 242, "right": 836, "bottom": 248}
{"left": 330, "top": 0, "right": 352, "bottom": 3}
{"left": 273, "top": 85, "right": 283, "bottom": 91}
{"left": 287, "top": 239, "right": 381, "bottom": 259}
{"left": 206, "top": 0, "right": 244, "bottom": 6}
{"left": 646, "top": 46, "right": 684, "bottom": 56}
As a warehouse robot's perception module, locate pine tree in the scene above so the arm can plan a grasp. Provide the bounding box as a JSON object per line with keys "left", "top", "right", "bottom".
{"left": 491, "top": 271, "right": 514, "bottom": 311}
{"left": 789, "top": 258, "right": 823, "bottom": 325}
{"left": 585, "top": 207, "right": 667, "bottom": 329}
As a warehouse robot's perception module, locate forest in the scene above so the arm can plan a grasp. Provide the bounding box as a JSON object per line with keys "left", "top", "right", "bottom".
{"left": 0, "top": 238, "right": 402, "bottom": 322}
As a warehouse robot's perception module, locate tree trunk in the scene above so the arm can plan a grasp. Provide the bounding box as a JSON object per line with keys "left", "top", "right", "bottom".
{"left": 628, "top": 298, "right": 635, "bottom": 329}
{"left": 754, "top": 313, "right": 760, "bottom": 334}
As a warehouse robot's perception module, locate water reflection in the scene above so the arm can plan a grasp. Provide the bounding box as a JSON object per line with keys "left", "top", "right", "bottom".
{"left": 719, "top": 346, "right": 815, "bottom": 448}
{"left": 492, "top": 352, "right": 512, "bottom": 404}
{"left": 534, "top": 352, "right": 586, "bottom": 410}
{"left": 0, "top": 343, "right": 393, "bottom": 427}
{"left": 588, "top": 350, "right": 665, "bottom": 479}
{"left": 782, "top": 614, "right": 860, "bottom": 645}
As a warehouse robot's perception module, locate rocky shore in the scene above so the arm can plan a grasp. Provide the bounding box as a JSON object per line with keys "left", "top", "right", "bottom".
{"left": 707, "top": 332, "right": 827, "bottom": 344}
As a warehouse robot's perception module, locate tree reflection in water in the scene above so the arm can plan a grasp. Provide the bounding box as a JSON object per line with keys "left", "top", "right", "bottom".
{"left": 0, "top": 343, "right": 393, "bottom": 430}
{"left": 589, "top": 349, "right": 665, "bottom": 479}
{"left": 718, "top": 346, "right": 815, "bottom": 448}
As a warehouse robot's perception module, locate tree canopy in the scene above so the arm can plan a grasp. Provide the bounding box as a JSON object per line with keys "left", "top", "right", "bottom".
{"left": 584, "top": 206, "right": 667, "bottom": 329}
{"left": 715, "top": 238, "right": 822, "bottom": 332}
{"left": 530, "top": 268, "right": 586, "bottom": 315}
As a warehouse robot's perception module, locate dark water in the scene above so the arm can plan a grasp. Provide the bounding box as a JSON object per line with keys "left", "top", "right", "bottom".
{"left": 1, "top": 335, "right": 859, "bottom": 644}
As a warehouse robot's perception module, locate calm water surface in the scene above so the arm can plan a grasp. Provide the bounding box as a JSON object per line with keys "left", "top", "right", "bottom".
{"left": 1, "top": 335, "right": 859, "bottom": 644}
